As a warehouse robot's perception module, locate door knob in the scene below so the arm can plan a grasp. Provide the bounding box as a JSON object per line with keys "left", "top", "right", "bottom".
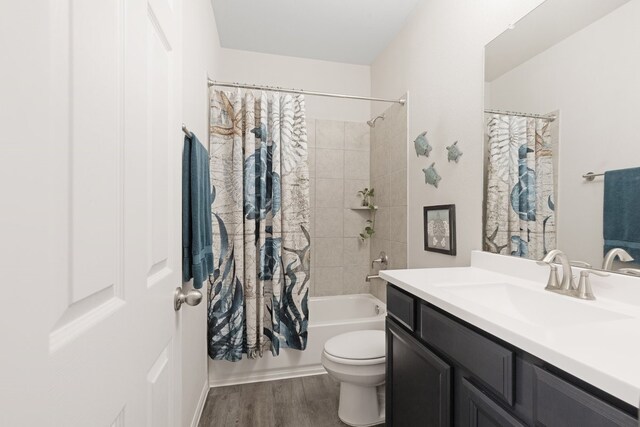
{"left": 174, "top": 287, "right": 203, "bottom": 311}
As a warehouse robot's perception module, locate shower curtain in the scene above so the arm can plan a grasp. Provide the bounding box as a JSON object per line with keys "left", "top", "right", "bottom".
{"left": 207, "top": 89, "right": 311, "bottom": 362}
{"left": 484, "top": 114, "right": 556, "bottom": 260}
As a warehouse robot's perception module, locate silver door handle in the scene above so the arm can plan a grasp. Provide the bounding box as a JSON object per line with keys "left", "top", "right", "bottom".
{"left": 174, "top": 287, "right": 203, "bottom": 311}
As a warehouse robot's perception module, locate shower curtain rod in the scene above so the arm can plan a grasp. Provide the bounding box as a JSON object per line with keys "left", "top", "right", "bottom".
{"left": 208, "top": 79, "right": 406, "bottom": 105}
{"left": 484, "top": 108, "right": 556, "bottom": 121}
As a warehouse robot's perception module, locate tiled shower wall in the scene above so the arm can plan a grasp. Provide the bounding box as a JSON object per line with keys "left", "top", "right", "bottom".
{"left": 369, "top": 102, "right": 408, "bottom": 302}
{"left": 307, "top": 119, "right": 372, "bottom": 296}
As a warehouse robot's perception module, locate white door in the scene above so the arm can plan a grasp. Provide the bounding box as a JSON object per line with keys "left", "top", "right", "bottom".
{"left": 1, "top": 0, "right": 185, "bottom": 425}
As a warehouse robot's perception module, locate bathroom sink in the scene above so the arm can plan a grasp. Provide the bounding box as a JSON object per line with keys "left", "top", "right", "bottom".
{"left": 440, "top": 283, "right": 632, "bottom": 328}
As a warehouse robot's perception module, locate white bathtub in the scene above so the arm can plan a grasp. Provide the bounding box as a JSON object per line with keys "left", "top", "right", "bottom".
{"left": 208, "top": 293, "right": 386, "bottom": 387}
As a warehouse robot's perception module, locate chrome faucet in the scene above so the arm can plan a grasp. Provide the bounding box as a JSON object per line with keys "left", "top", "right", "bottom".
{"left": 538, "top": 249, "right": 610, "bottom": 300}
{"left": 538, "top": 249, "right": 575, "bottom": 293}
{"left": 367, "top": 251, "right": 389, "bottom": 282}
{"left": 602, "top": 248, "right": 634, "bottom": 270}
{"left": 371, "top": 251, "right": 388, "bottom": 269}
{"left": 575, "top": 269, "right": 609, "bottom": 300}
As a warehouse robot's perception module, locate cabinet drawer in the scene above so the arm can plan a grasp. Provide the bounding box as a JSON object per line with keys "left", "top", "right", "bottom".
{"left": 533, "top": 367, "right": 636, "bottom": 427}
{"left": 387, "top": 285, "right": 415, "bottom": 331}
{"left": 419, "top": 303, "right": 514, "bottom": 405}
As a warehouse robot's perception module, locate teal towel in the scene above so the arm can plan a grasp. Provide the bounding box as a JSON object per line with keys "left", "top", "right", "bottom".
{"left": 603, "top": 167, "right": 640, "bottom": 260}
{"left": 182, "top": 133, "right": 214, "bottom": 289}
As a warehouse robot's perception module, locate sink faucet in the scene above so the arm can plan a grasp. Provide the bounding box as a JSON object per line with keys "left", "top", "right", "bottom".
{"left": 539, "top": 249, "right": 610, "bottom": 300}
{"left": 602, "top": 248, "right": 634, "bottom": 270}
{"left": 538, "top": 249, "right": 575, "bottom": 293}
{"left": 575, "top": 269, "right": 609, "bottom": 300}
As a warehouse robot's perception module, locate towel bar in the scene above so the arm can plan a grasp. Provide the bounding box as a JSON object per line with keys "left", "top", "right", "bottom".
{"left": 582, "top": 171, "right": 604, "bottom": 181}
{"left": 182, "top": 123, "right": 193, "bottom": 138}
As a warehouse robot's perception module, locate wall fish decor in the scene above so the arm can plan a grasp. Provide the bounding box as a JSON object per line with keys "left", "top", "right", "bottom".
{"left": 422, "top": 163, "right": 442, "bottom": 188}
{"left": 414, "top": 131, "right": 432, "bottom": 157}
{"left": 446, "top": 141, "right": 463, "bottom": 163}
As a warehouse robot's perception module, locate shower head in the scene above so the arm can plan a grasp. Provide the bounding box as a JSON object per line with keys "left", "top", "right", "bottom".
{"left": 367, "top": 114, "right": 385, "bottom": 128}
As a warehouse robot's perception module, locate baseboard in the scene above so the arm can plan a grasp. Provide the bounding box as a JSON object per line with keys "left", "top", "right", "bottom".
{"left": 208, "top": 365, "right": 327, "bottom": 388}
{"left": 190, "top": 379, "right": 209, "bottom": 427}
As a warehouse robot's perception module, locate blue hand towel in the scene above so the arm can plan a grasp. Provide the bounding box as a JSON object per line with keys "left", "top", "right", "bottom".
{"left": 603, "top": 167, "right": 640, "bottom": 260}
{"left": 182, "top": 133, "right": 214, "bottom": 289}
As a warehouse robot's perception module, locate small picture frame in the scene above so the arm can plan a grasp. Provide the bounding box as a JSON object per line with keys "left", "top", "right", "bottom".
{"left": 423, "top": 204, "right": 456, "bottom": 255}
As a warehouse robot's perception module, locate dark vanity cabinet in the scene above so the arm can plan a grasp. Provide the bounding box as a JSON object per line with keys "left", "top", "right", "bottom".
{"left": 386, "top": 284, "right": 638, "bottom": 427}
{"left": 387, "top": 319, "right": 451, "bottom": 427}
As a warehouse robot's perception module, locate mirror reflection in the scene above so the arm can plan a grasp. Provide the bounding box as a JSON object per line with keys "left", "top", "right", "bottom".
{"left": 483, "top": 0, "right": 640, "bottom": 275}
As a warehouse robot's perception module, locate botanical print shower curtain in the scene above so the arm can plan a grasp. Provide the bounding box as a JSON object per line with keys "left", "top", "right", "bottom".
{"left": 484, "top": 114, "right": 556, "bottom": 260}
{"left": 207, "top": 89, "right": 311, "bottom": 362}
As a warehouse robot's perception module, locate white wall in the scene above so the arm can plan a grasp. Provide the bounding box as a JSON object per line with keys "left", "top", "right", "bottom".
{"left": 214, "top": 48, "right": 371, "bottom": 122}
{"left": 370, "top": 0, "right": 545, "bottom": 268}
{"left": 181, "top": 0, "right": 222, "bottom": 425}
{"left": 487, "top": 0, "right": 640, "bottom": 267}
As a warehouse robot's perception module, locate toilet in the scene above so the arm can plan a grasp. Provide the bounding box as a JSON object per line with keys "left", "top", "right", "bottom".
{"left": 321, "top": 330, "right": 386, "bottom": 426}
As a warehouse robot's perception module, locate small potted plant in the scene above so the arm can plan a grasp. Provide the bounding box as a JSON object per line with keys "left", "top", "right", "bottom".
{"left": 357, "top": 187, "right": 376, "bottom": 241}
{"left": 357, "top": 188, "right": 375, "bottom": 207}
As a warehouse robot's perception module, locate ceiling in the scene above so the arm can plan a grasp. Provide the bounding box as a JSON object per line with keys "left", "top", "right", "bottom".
{"left": 211, "top": 0, "right": 421, "bottom": 65}
{"left": 485, "top": 0, "right": 630, "bottom": 82}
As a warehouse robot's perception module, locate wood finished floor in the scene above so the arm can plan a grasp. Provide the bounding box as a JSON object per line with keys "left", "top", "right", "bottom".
{"left": 198, "top": 374, "right": 384, "bottom": 427}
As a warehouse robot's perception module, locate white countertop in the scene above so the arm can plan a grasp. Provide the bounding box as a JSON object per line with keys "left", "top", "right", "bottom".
{"left": 379, "top": 251, "right": 640, "bottom": 408}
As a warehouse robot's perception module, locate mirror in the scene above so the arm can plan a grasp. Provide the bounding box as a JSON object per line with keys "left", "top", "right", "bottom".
{"left": 483, "top": 0, "right": 640, "bottom": 275}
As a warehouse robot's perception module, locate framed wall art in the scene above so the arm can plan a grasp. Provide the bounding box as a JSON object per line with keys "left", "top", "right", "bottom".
{"left": 423, "top": 204, "right": 456, "bottom": 255}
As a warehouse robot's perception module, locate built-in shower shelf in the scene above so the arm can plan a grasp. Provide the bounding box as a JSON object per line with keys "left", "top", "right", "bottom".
{"left": 350, "top": 206, "right": 378, "bottom": 211}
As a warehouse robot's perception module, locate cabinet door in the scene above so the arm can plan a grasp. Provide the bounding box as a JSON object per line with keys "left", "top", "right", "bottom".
{"left": 532, "top": 367, "right": 637, "bottom": 427}
{"left": 459, "top": 378, "right": 526, "bottom": 427}
{"left": 387, "top": 318, "right": 452, "bottom": 427}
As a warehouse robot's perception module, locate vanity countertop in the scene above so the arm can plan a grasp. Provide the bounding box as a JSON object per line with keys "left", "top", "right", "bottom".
{"left": 380, "top": 251, "right": 640, "bottom": 408}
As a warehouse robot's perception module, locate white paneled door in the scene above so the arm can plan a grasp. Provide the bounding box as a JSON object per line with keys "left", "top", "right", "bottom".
{"left": 1, "top": 0, "right": 184, "bottom": 425}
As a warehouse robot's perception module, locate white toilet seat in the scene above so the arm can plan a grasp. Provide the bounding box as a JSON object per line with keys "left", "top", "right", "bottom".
{"left": 322, "top": 351, "right": 385, "bottom": 366}
{"left": 324, "top": 330, "right": 385, "bottom": 361}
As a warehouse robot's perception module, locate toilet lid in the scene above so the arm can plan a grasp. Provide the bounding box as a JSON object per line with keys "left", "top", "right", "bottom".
{"left": 324, "top": 330, "right": 386, "bottom": 360}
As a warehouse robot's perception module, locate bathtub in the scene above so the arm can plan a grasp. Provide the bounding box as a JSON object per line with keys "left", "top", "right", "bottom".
{"left": 208, "top": 293, "right": 386, "bottom": 387}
